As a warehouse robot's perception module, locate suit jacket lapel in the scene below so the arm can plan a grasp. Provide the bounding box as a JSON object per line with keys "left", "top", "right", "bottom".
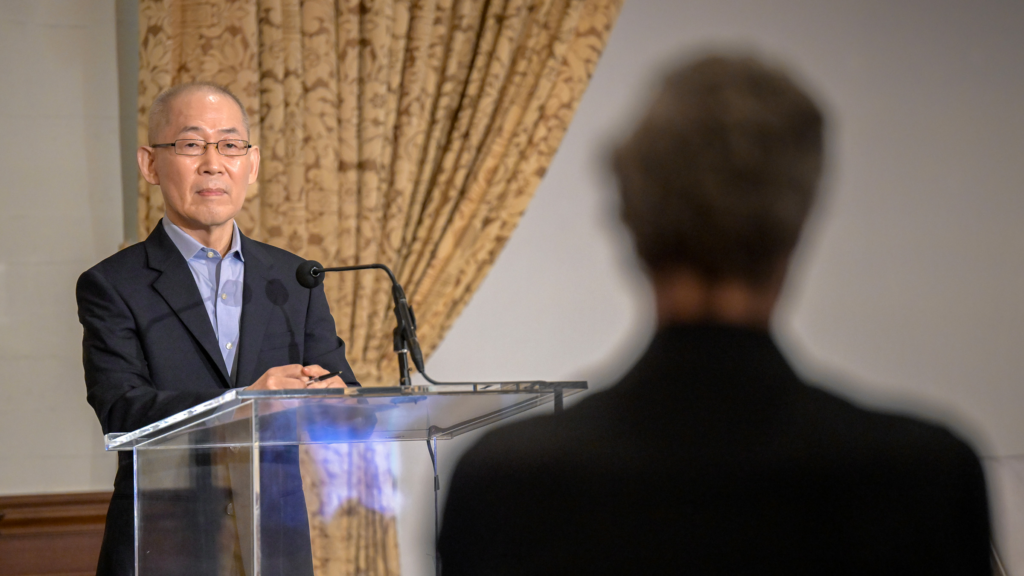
{"left": 235, "top": 234, "right": 273, "bottom": 389}
{"left": 146, "top": 223, "right": 231, "bottom": 386}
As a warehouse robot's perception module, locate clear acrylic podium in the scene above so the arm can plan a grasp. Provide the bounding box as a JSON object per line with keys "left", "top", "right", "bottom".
{"left": 104, "top": 381, "right": 586, "bottom": 575}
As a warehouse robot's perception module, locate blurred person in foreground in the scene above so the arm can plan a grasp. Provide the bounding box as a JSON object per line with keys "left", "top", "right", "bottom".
{"left": 437, "top": 54, "right": 991, "bottom": 575}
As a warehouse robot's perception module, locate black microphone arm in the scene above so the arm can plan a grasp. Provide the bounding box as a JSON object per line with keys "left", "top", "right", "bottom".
{"left": 296, "top": 260, "right": 433, "bottom": 386}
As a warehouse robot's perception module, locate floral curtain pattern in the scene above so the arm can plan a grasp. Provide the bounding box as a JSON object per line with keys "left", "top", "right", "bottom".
{"left": 137, "top": 0, "right": 622, "bottom": 573}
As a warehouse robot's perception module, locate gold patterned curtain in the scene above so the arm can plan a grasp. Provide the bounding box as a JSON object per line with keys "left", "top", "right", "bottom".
{"left": 137, "top": 0, "right": 622, "bottom": 573}
{"left": 137, "top": 0, "right": 622, "bottom": 385}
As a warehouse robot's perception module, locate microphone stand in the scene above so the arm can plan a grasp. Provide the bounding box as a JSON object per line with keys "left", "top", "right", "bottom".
{"left": 297, "top": 259, "right": 483, "bottom": 388}
{"left": 310, "top": 263, "right": 420, "bottom": 386}
{"left": 394, "top": 328, "right": 412, "bottom": 387}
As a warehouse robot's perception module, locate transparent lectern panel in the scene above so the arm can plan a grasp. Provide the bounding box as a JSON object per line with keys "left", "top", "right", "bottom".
{"left": 134, "top": 410, "right": 319, "bottom": 576}
{"left": 250, "top": 442, "right": 315, "bottom": 575}
{"left": 135, "top": 423, "right": 254, "bottom": 576}
{"left": 117, "top": 383, "right": 587, "bottom": 575}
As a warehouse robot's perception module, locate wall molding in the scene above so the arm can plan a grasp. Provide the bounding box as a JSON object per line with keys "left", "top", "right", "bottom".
{"left": 0, "top": 491, "right": 111, "bottom": 576}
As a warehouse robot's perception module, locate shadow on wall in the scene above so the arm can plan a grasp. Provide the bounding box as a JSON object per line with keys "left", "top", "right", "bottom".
{"left": 986, "top": 455, "right": 1024, "bottom": 575}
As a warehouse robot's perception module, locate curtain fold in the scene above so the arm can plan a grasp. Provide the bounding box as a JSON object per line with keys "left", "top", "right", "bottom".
{"left": 137, "top": 0, "right": 622, "bottom": 573}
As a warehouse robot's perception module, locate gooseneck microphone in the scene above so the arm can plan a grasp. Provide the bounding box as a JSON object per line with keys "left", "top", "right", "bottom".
{"left": 296, "top": 260, "right": 430, "bottom": 386}
{"left": 295, "top": 260, "right": 326, "bottom": 289}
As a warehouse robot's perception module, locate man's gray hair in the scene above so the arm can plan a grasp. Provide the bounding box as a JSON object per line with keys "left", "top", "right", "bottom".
{"left": 148, "top": 82, "right": 250, "bottom": 143}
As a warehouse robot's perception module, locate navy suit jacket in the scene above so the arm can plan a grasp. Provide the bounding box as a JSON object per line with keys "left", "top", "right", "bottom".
{"left": 77, "top": 221, "right": 357, "bottom": 575}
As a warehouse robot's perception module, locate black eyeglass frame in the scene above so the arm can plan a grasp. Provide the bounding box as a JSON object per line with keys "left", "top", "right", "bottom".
{"left": 150, "top": 139, "right": 253, "bottom": 156}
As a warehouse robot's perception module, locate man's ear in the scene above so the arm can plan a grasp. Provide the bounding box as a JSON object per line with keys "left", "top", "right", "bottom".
{"left": 248, "top": 145, "right": 260, "bottom": 185}
{"left": 138, "top": 146, "right": 160, "bottom": 185}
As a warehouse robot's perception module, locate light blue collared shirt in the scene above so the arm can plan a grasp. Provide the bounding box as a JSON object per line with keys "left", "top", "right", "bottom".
{"left": 162, "top": 217, "right": 245, "bottom": 377}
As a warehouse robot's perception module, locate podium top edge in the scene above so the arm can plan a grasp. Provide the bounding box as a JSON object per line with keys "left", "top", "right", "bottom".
{"left": 103, "top": 381, "right": 588, "bottom": 450}
{"left": 236, "top": 380, "right": 588, "bottom": 398}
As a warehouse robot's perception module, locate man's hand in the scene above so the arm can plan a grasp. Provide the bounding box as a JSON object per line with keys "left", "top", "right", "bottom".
{"left": 299, "top": 364, "right": 347, "bottom": 389}
{"left": 247, "top": 364, "right": 347, "bottom": 390}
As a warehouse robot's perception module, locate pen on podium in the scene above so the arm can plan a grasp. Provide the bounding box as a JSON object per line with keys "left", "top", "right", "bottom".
{"left": 305, "top": 370, "right": 342, "bottom": 385}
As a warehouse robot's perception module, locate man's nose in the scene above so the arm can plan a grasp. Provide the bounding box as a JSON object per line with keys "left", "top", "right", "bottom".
{"left": 197, "top": 143, "right": 226, "bottom": 173}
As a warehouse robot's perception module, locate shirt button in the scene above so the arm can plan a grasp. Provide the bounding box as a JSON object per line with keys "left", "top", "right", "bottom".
{"left": 207, "top": 251, "right": 215, "bottom": 258}
{"left": 221, "top": 293, "right": 227, "bottom": 300}
{"left": 226, "top": 342, "right": 233, "bottom": 350}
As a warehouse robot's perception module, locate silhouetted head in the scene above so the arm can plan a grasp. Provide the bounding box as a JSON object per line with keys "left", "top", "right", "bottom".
{"left": 612, "top": 54, "right": 824, "bottom": 285}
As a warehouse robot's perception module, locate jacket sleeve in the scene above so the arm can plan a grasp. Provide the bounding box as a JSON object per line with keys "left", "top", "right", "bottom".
{"left": 77, "top": 267, "right": 224, "bottom": 434}
{"left": 301, "top": 281, "right": 360, "bottom": 385}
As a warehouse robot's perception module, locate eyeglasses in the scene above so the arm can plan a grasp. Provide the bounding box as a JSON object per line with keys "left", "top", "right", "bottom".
{"left": 151, "top": 139, "right": 252, "bottom": 156}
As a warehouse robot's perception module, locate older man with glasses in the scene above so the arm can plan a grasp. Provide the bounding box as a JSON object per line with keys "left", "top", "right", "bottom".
{"left": 77, "top": 82, "right": 359, "bottom": 576}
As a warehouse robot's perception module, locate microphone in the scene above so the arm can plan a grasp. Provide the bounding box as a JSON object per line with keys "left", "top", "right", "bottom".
{"left": 389, "top": 282, "right": 426, "bottom": 374}
{"left": 295, "top": 260, "right": 428, "bottom": 385}
{"left": 295, "top": 260, "right": 325, "bottom": 289}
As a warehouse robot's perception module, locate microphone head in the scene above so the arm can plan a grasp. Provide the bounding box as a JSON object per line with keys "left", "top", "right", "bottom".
{"left": 295, "top": 260, "right": 325, "bottom": 289}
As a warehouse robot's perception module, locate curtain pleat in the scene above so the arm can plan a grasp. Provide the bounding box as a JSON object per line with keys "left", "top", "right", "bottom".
{"left": 137, "top": 0, "right": 623, "bottom": 573}
{"left": 420, "top": 0, "right": 622, "bottom": 350}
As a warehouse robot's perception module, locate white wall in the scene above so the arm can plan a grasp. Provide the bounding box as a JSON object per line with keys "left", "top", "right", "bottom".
{"left": 0, "top": 0, "right": 121, "bottom": 494}
{"left": 399, "top": 0, "right": 1024, "bottom": 573}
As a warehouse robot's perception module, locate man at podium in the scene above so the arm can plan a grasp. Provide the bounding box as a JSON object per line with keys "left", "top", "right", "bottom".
{"left": 438, "top": 55, "right": 992, "bottom": 574}
{"left": 77, "top": 83, "right": 358, "bottom": 576}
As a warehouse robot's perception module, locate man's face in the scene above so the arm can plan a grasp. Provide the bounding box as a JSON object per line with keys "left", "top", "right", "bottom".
{"left": 138, "top": 90, "right": 259, "bottom": 233}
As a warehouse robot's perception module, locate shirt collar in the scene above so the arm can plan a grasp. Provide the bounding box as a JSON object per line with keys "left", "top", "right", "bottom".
{"left": 161, "top": 217, "right": 244, "bottom": 262}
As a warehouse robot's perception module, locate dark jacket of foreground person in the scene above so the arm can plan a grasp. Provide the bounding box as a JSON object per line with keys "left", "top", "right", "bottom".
{"left": 437, "top": 323, "right": 991, "bottom": 575}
